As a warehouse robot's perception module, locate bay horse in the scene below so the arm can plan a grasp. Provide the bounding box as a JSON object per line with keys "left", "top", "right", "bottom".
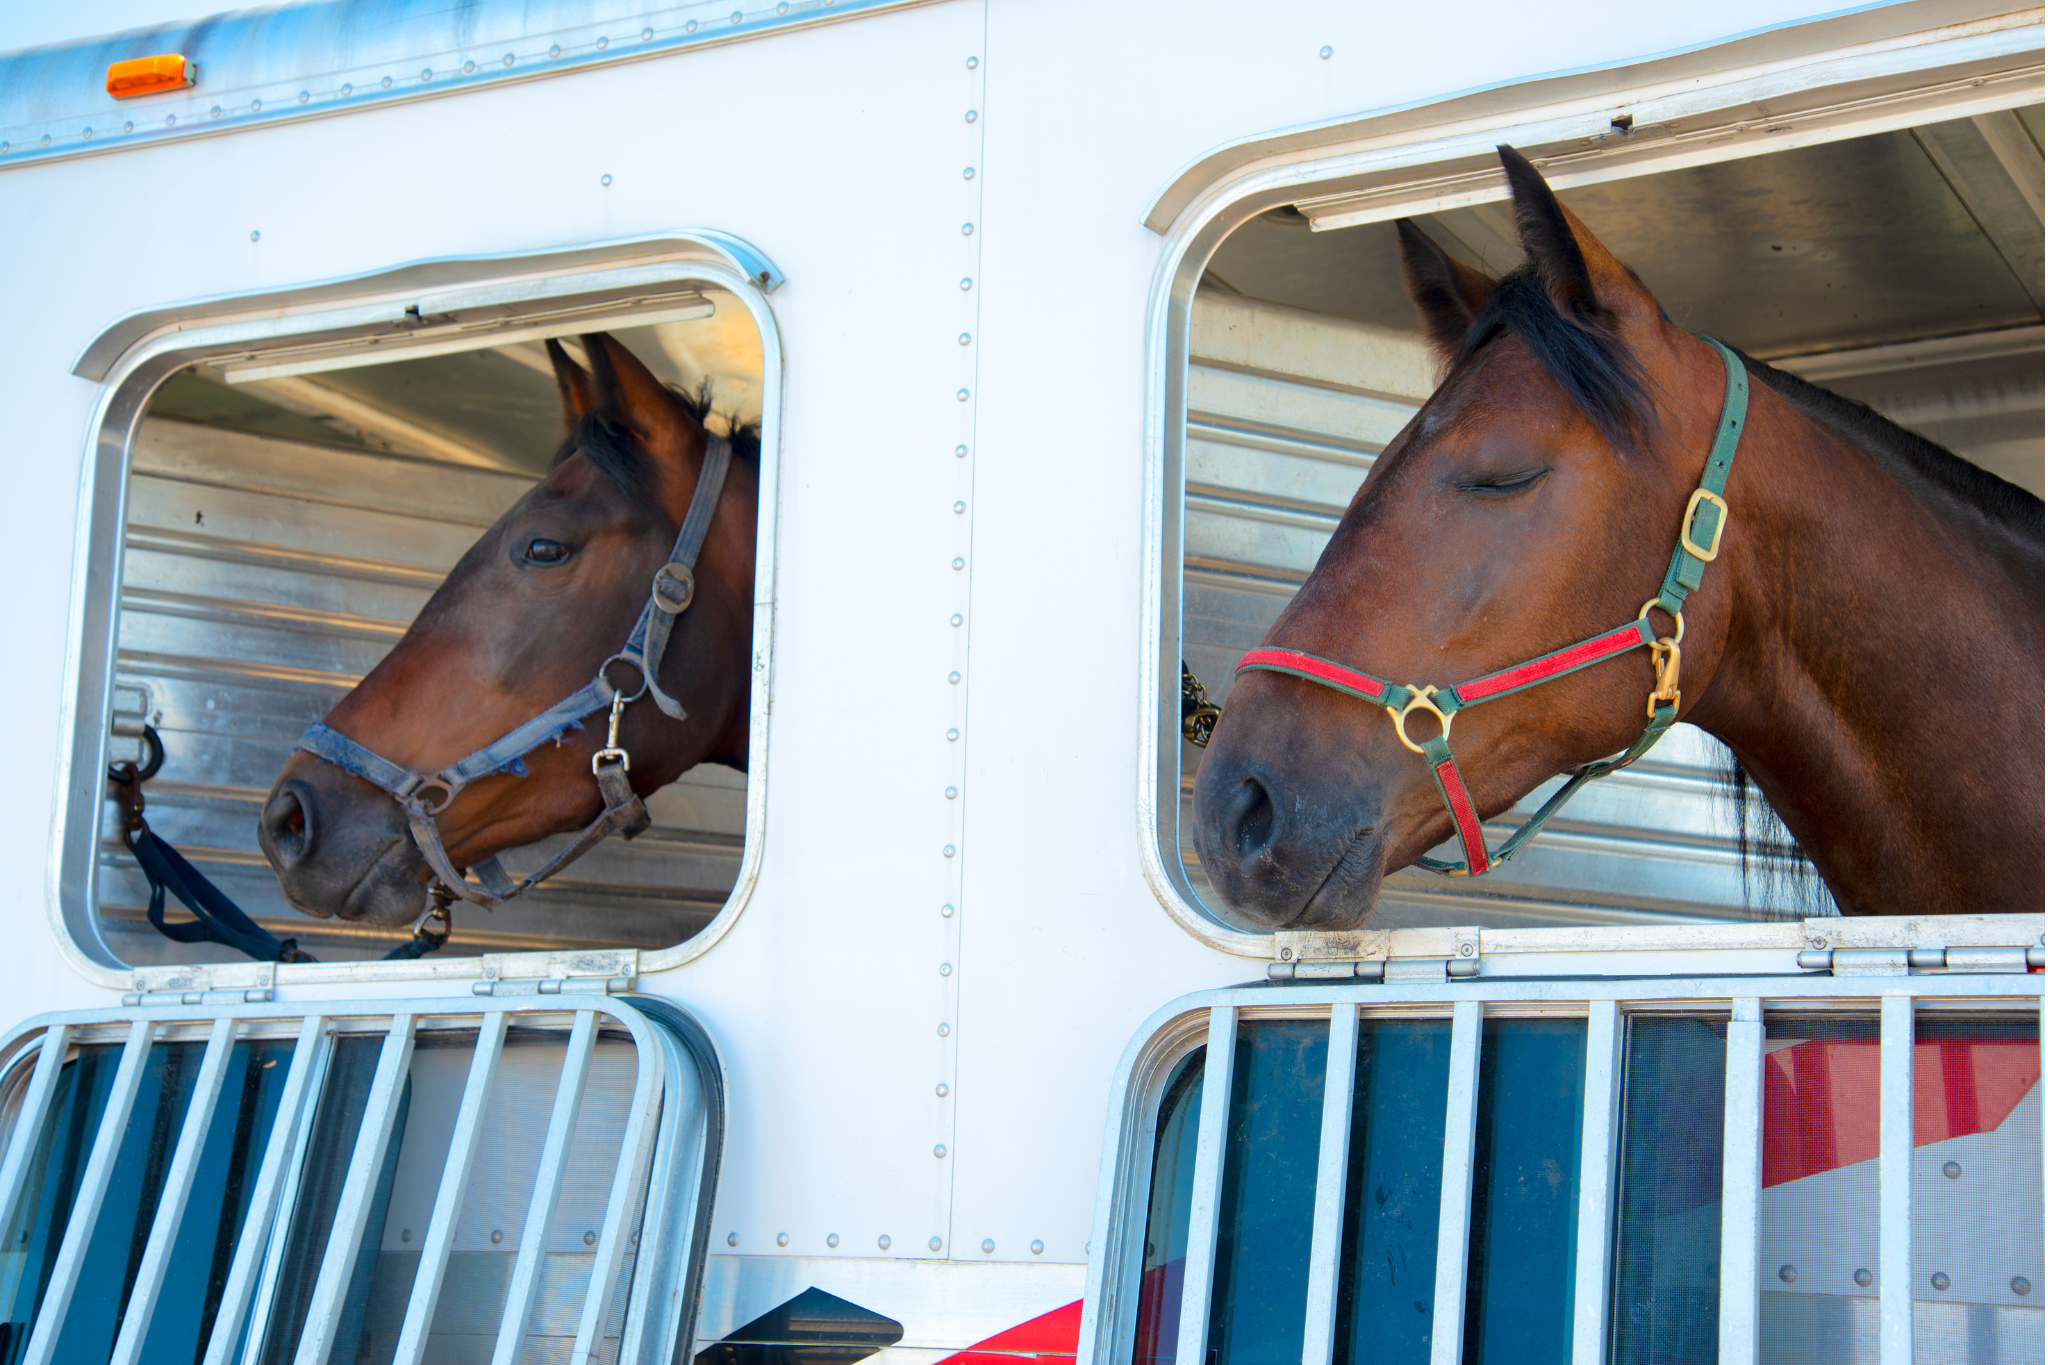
{"left": 1191, "top": 147, "right": 2043, "bottom": 928}
{"left": 258, "top": 333, "right": 758, "bottom": 927}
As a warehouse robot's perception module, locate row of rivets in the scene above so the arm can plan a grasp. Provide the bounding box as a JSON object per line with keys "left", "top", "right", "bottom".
{"left": 1777, "top": 1264, "right": 2030, "bottom": 1295}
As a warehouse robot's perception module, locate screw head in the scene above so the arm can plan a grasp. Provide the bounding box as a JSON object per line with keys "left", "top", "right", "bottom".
{"left": 1943, "top": 1161, "right": 1962, "bottom": 1179}
{"left": 1280, "top": 948, "right": 1293, "bottom": 961}
{"left": 1854, "top": 1268, "right": 1873, "bottom": 1287}
{"left": 1460, "top": 942, "right": 1476, "bottom": 956}
{"left": 1931, "top": 1272, "right": 1951, "bottom": 1291}
{"left": 727, "top": 1232, "right": 738, "bottom": 1247}
{"left": 583, "top": 1230, "right": 596, "bottom": 1246}
{"left": 2014, "top": 1276, "right": 2032, "bottom": 1296}
{"left": 827, "top": 1233, "right": 839, "bottom": 1247}
{"left": 400, "top": 1228, "right": 412, "bottom": 1243}
{"left": 776, "top": 1232, "right": 789, "bottom": 1247}
{"left": 490, "top": 1230, "right": 504, "bottom": 1245}
{"left": 1030, "top": 1240, "right": 1045, "bottom": 1255}
{"left": 1779, "top": 1265, "right": 1797, "bottom": 1283}
{"left": 878, "top": 1234, "right": 891, "bottom": 1249}
{"left": 981, "top": 1239, "right": 995, "bottom": 1254}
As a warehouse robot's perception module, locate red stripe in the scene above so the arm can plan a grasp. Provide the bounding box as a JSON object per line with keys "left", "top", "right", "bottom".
{"left": 1433, "top": 758, "right": 1491, "bottom": 874}
{"left": 1453, "top": 624, "right": 1646, "bottom": 704}
{"left": 1236, "top": 648, "right": 1393, "bottom": 704}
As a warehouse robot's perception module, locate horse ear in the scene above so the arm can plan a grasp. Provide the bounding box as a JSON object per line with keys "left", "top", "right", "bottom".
{"left": 580, "top": 332, "right": 703, "bottom": 456}
{"left": 1396, "top": 218, "right": 1494, "bottom": 365}
{"left": 1497, "top": 144, "right": 1656, "bottom": 326}
{"left": 547, "top": 338, "right": 596, "bottom": 431}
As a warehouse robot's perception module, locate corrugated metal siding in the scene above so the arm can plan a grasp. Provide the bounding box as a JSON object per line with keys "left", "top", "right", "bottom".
{"left": 101, "top": 417, "right": 744, "bottom": 964}
{"left": 1178, "top": 290, "right": 1828, "bottom": 929}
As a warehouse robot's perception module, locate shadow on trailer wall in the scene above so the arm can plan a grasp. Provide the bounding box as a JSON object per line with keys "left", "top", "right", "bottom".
{"left": 1175, "top": 107, "right": 2045, "bottom": 933}
{"left": 99, "top": 307, "right": 765, "bottom": 964}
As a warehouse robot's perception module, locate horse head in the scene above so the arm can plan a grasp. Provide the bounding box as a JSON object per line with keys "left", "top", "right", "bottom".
{"left": 259, "top": 333, "right": 758, "bottom": 925}
{"left": 1192, "top": 147, "right": 1749, "bottom": 929}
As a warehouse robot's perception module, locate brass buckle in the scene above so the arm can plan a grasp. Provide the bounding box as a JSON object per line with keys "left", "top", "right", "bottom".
{"left": 1386, "top": 685, "right": 1452, "bottom": 756}
{"left": 1680, "top": 488, "right": 1729, "bottom": 563}
{"left": 1637, "top": 598, "right": 1686, "bottom": 644}
{"left": 1646, "top": 638, "right": 1682, "bottom": 719}
{"left": 592, "top": 692, "right": 631, "bottom": 775}
{"left": 651, "top": 563, "right": 696, "bottom": 615}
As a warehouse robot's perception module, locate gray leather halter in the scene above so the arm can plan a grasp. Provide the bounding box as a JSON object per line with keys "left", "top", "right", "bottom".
{"left": 297, "top": 434, "right": 734, "bottom": 911}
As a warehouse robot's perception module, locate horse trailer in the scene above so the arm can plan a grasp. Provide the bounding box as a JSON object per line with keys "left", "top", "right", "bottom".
{"left": 0, "top": 1, "right": 2040, "bottom": 1363}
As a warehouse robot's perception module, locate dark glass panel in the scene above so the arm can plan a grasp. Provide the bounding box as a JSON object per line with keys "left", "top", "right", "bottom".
{"left": 1205, "top": 1020, "right": 1327, "bottom": 1365}
{"left": 1133, "top": 1047, "right": 1205, "bottom": 1365}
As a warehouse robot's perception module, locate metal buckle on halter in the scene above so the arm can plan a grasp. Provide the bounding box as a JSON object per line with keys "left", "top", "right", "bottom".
{"left": 1679, "top": 488, "right": 1729, "bottom": 562}
{"left": 1647, "top": 638, "right": 1682, "bottom": 718}
{"left": 591, "top": 691, "right": 632, "bottom": 776}
{"left": 1386, "top": 685, "right": 1453, "bottom": 756}
{"left": 407, "top": 778, "right": 457, "bottom": 816}
{"left": 651, "top": 563, "right": 696, "bottom": 615}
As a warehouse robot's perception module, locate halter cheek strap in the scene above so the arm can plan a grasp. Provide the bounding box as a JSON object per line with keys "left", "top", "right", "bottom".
{"left": 296, "top": 434, "right": 734, "bottom": 910}
{"left": 1234, "top": 337, "right": 1749, "bottom": 877}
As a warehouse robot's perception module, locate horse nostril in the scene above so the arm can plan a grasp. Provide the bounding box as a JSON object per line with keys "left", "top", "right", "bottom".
{"left": 1234, "top": 776, "right": 1276, "bottom": 859}
{"left": 261, "top": 785, "right": 314, "bottom": 868}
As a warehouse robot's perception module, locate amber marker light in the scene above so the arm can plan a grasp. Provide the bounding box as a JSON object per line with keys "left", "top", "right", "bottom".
{"left": 106, "top": 55, "right": 195, "bottom": 98}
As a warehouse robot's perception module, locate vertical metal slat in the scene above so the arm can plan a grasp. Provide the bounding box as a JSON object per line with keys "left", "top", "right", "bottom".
{"left": 201, "top": 1015, "right": 328, "bottom": 1365}
{"left": 492, "top": 1009, "right": 600, "bottom": 1365}
{"left": 1718, "top": 998, "right": 1765, "bottom": 1365}
{"left": 1878, "top": 994, "right": 1915, "bottom": 1365}
{"left": 1426, "top": 999, "right": 1483, "bottom": 1365}
{"left": 0, "top": 1026, "right": 74, "bottom": 1241}
{"left": 292, "top": 1014, "right": 418, "bottom": 1365}
{"left": 108, "top": 1017, "right": 239, "bottom": 1365}
{"left": 390, "top": 1010, "right": 509, "bottom": 1365}
{"left": 571, "top": 1015, "right": 668, "bottom": 1363}
{"left": 1171, "top": 1006, "right": 1238, "bottom": 1365}
{"left": 1570, "top": 1000, "right": 1623, "bottom": 1365}
{"left": 20, "top": 1018, "right": 157, "bottom": 1365}
{"left": 1300, "top": 1003, "right": 1360, "bottom": 1365}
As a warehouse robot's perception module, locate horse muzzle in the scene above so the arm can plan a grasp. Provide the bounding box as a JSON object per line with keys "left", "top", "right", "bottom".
{"left": 258, "top": 762, "right": 431, "bottom": 925}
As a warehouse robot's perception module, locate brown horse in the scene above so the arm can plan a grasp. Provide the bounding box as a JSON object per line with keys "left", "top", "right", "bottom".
{"left": 1192, "top": 147, "right": 2043, "bottom": 928}
{"left": 258, "top": 333, "right": 758, "bottom": 925}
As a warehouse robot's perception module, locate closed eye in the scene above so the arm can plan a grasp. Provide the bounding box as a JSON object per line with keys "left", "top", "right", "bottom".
{"left": 1457, "top": 468, "right": 1549, "bottom": 497}
{"left": 519, "top": 537, "right": 575, "bottom": 566}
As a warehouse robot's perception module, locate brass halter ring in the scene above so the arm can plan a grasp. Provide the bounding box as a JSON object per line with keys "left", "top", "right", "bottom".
{"left": 1385, "top": 685, "right": 1453, "bottom": 756}
{"left": 1638, "top": 597, "right": 1686, "bottom": 644}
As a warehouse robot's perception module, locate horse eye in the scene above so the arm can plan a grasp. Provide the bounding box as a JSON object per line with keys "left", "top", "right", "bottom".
{"left": 522, "top": 538, "right": 573, "bottom": 565}
{"left": 1464, "top": 469, "right": 1547, "bottom": 495}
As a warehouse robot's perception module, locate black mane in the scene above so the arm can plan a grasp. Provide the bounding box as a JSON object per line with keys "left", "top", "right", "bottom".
{"left": 551, "top": 381, "right": 763, "bottom": 503}
{"left": 1455, "top": 265, "right": 1654, "bottom": 453}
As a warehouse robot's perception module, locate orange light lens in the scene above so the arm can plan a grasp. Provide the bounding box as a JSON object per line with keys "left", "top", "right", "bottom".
{"left": 106, "top": 54, "right": 191, "bottom": 98}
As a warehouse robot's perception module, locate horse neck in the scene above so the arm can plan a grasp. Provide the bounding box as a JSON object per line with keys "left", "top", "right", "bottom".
{"left": 1684, "top": 383, "right": 2044, "bottom": 915}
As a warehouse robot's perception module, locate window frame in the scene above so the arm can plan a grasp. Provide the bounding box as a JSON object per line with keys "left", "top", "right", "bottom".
{"left": 1076, "top": 965, "right": 2043, "bottom": 1365}
{"left": 53, "top": 231, "right": 786, "bottom": 990}
{"left": 0, "top": 991, "right": 726, "bottom": 1365}
{"left": 1134, "top": 3, "right": 2046, "bottom": 955}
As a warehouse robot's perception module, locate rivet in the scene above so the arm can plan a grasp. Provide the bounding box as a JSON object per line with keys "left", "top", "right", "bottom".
{"left": 549, "top": 44, "right": 562, "bottom": 56}
{"left": 1931, "top": 1272, "right": 1951, "bottom": 1291}
{"left": 727, "top": 1232, "right": 739, "bottom": 1247}
{"left": 2014, "top": 1276, "right": 2032, "bottom": 1296}
{"left": 38, "top": 135, "right": 50, "bottom": 146}
{"left": 1319, "top": 45, "right": 1333, "bottom": 58}
{"left": 959, "top": 332, "right": 972, "bottom": 345}
{"left": 777, "top": 2, "right": 789, "bottom": 12}
{"left": 463, "top": 60, "right": 476, "bottom": 73}
{"left": 1280, "top": 947, "right": 1293, "bottom": 960}
{"left": 1779, "top": 1265, "right": 1797, "bottom": 1283}
{"left": 340, "top": 85, "right": 352, "bottom": 98}
{"left": 249, "top": 230, "right": 261, "bottom": 242}
{"left": 938, "top": 1022, "right": 950, "bottom": 1035}
{"left": 939, "top": 962, "right": 952, "bottom": 976}
{"left": 503, "top": 54, "right": 515, "bottom": 66}
{"left": 731, "top": 10, "right": 743, "bottom": 23}
{"left": 1459, "top": 942, "right": 1475, "bottom": 956}
{"left": 82, "top": 128, "right": 93, "bottom": 140}
{"left": 961, "top": 223, "right": 974, "bottom": 236}
{"left": 946, "top": 728, "right": 960, "bottom": 741}
{"left": 943, "top": 845, "right": 956, "bottom": 858}
{"left": 1943, "top": 1160, "right": 1962, "bottom": 1179}
{"left": 948, "top": 671, "right": 961, "bottom": 684}
{"left": 644, "top": 26, "right": 656, "bottom": 38}
{"left": 1854, "top": 1268, "right": 1873, "bottom": 1287}
{"left": 686, "top": 21, "right": 697, "bottom": 33}
{"left": 601, "top": 173, "right": 613, "bottom": 186}
{"left": 941, "top": 905, "right": 954, "bottom": 918}
{"left": 933, "top": 1144, "right": 947, "bottom": 1158}
{"left": 400, "top": 1228, "right": 412, "bottom": 1243}
{"left": 965, "top": 110, "right": 978, "bottom": 123}
{"left": 776, "top": 1232, "right": 789, "bottom": 1247}
{"left": 963, "top": 167, "right": 975, "bottom": 180}
{"left": 1971, "top": 77, "right": 1985, "bottom": 87}
{"left": 249, "top": 99, "right": 262, "bottom": 111}
{"left": 1030, "top": 1240, "right": 1044, "bottom": 1255}
{"left": 936, "top": 1083, "right": 949, "bottom": 1097}
{"left": 583, "top": 1230, "right": 596, "bottom": 1246}
{"left": 954, "top": 444, "right": 969, "bottom": 458}
{"left": 490, "top": 1230, "right": 504, "bottom": 1245}
{"left": 959, "top": 277, "right": 973, "bottom": 290}
{"left": 953, "top": 500, "right": 967, "bottom": 514}
{"left": 827, "top": 1233, "right": 839, "bottom": 1247}
{"left": 929, "top": 1235, "right": 944, "bottom": 1250}
{"left": 950, "top": 613, "right": 963, "bottom": 627}
{"left": 878, "top": 1234, "right": 891, "bottom": 1249}
{"left": 981, "top": 1239, "right": 995, "bottom": 1254}
{"left": 0, "top": 142, "right": 9, "bottom": 153}
{"left": 124, "top": 121, "right": 134, "bottom": 132}
{"left": 596, "top": 36, "right": 609, "bottom": 49}
{"left": 957, "top": 388, "right": 971, "bottom": 402}
{"left": 297, "top": 91, "right": 309, "bottom": 104}
{"left": 420, "top": 68, "right": 432, "bottom": 81}
{"left": 381, "top": 76, "right": 394, "bottom": 88}
{"left": 953, "top": 557, "right": 965, "bottom": 570}
{"left": 210, "top": 106, "right": 222, "bottom": 118}
{"left": 965, "top": 55, "right": 978, "bottom": 69}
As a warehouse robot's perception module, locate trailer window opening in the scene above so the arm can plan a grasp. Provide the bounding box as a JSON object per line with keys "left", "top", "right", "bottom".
{"left": 96, "top": 302, "right": 766, "bottom": 967}
{"left": 1164, "top": 99, "right": 2045, "bottom": 939}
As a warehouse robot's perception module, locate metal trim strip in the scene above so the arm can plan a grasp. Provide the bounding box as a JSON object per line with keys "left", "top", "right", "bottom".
{"left": 0, "top": 1026, "right": 74, "bottom": 1243}
{"left": 1878, "top": 994, "right": 1915, "bottom": 1365}
{"left": 572, "top": 1007, "right": 669, "bottom": 1362}
{"left": 1716, "top": 999, "right": 1764, "bottom": 1365}
{"left": 1300, "top": 1003, "right": 1360, "bottom": 1365}
{"left": 1569, "top": 1000, "right": 1622, "bottom": 1365}
{"left": 1427, "top": 1000, "right": 1483, "bottom": 1365}
{"left": 493, "top": 1009, "right": 599, "bottom": 1364}
{"left": 1171, "top": 1007, "right": 1238, "bottom": 1365}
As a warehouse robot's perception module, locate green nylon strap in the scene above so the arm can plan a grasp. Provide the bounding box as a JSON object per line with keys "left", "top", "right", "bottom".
{"left": 1655, "top": 337, "right": 1747, "bottom": 617}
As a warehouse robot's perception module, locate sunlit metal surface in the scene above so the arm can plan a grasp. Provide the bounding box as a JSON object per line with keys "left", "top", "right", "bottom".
{"left": 0, "top": 0, "right": 932, "bottom": 174}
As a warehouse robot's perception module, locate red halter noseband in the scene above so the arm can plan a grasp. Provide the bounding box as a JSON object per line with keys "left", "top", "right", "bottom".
{"left": 1233, "top": 338, "right": 1749, "bottom": 877}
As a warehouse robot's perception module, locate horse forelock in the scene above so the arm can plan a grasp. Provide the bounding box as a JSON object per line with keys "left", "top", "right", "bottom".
{"left": 1452, "top": 267, "right": 1655, "bottom": 455}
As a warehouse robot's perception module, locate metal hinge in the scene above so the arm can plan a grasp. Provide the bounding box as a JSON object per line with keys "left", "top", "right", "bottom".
{"left": 1269, "top": 926, "right": 1480, "bottom": 981}
{"left": 121, "top": 988, "right": 275, "bottom": 1006}
{"left": 471, "top": 974, "right": 635, "bottom": 996}
{"left": 1795, "top": 945, "right": 2043, "bottom": 976}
